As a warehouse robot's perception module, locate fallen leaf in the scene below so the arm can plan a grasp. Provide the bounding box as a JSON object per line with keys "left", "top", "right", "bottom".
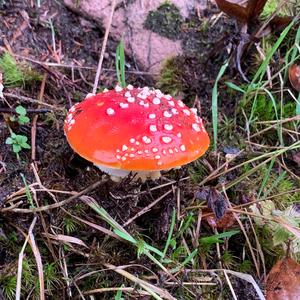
{"left": 205, "top": 211, "right": 237, "bottom": 230}
{"left": 215, "top": 0, "right": 248, "bottom": 23}
{"left": 246, "top": 0, "right": 268, "bottom": 21}
{"left": 289, "top": 64, "right": 300, "bottom": 92}
{"left": 195, "top": 187, "right": 228, "bottom": 220}
{"left": 266, "top": 257, "right": 300, "bottom": 300}
{"left": 270, "top": 16, "right": 294, "bottom": 32}
{"left": 216, "top": 0, "right": 268, "bottom": 23}
{"left": 42, "top": 233, "right": 89, "bottom": 248}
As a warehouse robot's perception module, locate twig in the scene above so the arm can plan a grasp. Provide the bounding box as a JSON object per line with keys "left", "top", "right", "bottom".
{"left": 16, "top": 216, "right": 38, "bottom": 300}
{"left": 32, "top": 74, "right": 47, "bottom": 162}
{"left": 92, "top": 0, "right": 117, "bottom": 94}
{"left": 30, "top": 163, "right": 58, "bottom": 262}
{"left": 123, "top": 189, "right": 173, "bottom": 227}
{"left": 223, "top": 270, "right": 237, "bottom": 300}
{"left": 84, "top": 287, "right": 150, "bottom": 296}
{"left": 103, "top": 263, "right": 176, "bottom": 300}
{"left": 29, "top": 227, "right": 45, "bottom": 300}
{"left": 13, "top": 55, "right": 159, "bottom": 75}
{"left": 0, "top": 108, "right": 51, "bottom": 114}
{"left": 1, "top": 180, "right": 106, "bottom": 213}
{"left": 3, "top": 92, "right": 63, "bottom": 110}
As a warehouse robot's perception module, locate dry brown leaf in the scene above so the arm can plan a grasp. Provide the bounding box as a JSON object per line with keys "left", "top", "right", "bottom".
{"left": 195, "top": 187, "right": 228, "bottom": 220}
{"left": 270, "top": 16, "right": 293, "bottom": 32}
{"left": 205, "top": 211, "right": 238, "bottom": 230}
{"left": 266, "top": 257, "right": 300, "bottom": 300}
{"left": 289, "top": 64, "right": 300, "bottom": 92}
{"left": 42, "top": 233, "right": 89, "bottom": 248}
{"left": 215, "top": 0, "right": 248, "bottom": 23}
{"left": 246, "top": 0, "right": 268, "bottom": 20}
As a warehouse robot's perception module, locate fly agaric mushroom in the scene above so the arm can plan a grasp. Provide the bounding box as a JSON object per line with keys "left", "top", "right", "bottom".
{"left": 64, "top": 85, "right": 210, "bottom": 181}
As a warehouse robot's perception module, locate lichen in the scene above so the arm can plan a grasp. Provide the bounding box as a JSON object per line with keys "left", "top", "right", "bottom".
{"left": 144, "top": 2, "right": 183, "bottom": 40}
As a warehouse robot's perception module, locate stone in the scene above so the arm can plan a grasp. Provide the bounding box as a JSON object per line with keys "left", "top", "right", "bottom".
{"left": 63, "top": 0, "right": 199, "bottom": 74}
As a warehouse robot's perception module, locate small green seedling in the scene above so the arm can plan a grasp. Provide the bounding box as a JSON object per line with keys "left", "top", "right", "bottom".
{"left": 10, "top": 105, "right": 30, "bottom": 125}
{"left": 5, "top": 132, "right": 31, "bottom": 158}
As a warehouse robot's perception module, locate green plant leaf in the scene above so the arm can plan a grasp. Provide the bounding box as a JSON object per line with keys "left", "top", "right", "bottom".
{"left": 200, "top": 230, "right": 240, "bottom": 245}
{"left": 12, "top": 144, "right": 22, "bottom": 153}
{"left": 15, "top": 134, "right": 27, "bottom": 144}
{"left": 18, "top": 115, "right": 30, "bottom": 124}
{"left": 5, "top": 137, "right": 13, "bottom": 145}
{"left": 115, "top": 286, "right": 124, "bottom": 300}
{"left": 113, "top": 228, "right": 137, "bottom": 244}
{"left": 225, "top": 81, "right": 245, "bottom": 93}
{"left": 21, "top": 142, "right": 31, "bottom": 149}
{"left": 136, "top": 239, "right": 146, "bottom": 258}
{"left": 15, "top": 105, "right": 27, "bottom": 116}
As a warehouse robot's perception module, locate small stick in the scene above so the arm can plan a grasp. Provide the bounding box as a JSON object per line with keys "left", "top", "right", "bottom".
{"left": 0, "top": 108, "right": 51, "bottom": 114}
{"left": 92, "top": 0, "right": 117, "bottom": 94}
{"left": 12, "top": 55, "right": 159, "bottom": 75}
{"left": 32, "top": 74, "right": 47, "bottom": 162}
{"left": 16, "top": 216, "right": 38, "bottom": 300}
{"left": 123, "top": 189, "right": 173, "bottom": 227}
{"left": 1, "top": 180, "right": 106, "bottom": 213}
{"left": 3, "top": 92, "right": 63, "bottom": 110}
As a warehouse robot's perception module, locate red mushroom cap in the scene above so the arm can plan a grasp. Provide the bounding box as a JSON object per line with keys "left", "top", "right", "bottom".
{"left": 64, "top": 85, "right": 210, "bottom": 171}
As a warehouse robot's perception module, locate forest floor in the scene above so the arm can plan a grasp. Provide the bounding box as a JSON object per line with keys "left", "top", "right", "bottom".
{"left": 0, "top": 0, "right": 300, "bottom": 299}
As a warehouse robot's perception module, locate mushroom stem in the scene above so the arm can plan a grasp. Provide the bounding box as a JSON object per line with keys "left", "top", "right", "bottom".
{"left": 94, "top": 164, "right": 161, "bottom": 182}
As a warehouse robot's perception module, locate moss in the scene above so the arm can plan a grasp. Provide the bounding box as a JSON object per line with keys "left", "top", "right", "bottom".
{"left": 261, "top": 0, "right": 300, "bottom": 18}
{"left": 144, "top": 2, "right": 183, "bottom": 40}
{"left": 157, "top": 57, "right": 184, "bottom": 96}
{"left": 241, "top": 93, "right": 296, "bottom": 124}
{"left": 157, "top": 55, "right": 207, "bottom": 101}
{"left": 0, "top": 52, "right": 42, "bottom": 88}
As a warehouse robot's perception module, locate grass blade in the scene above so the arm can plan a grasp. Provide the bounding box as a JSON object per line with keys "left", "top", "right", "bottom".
{"left": 170, "top": 249, "right": 198, "bottom": 273}
{"left": 162, "top": 209, "right": 176, "bottom": 259}
{"left": 212, "top": 60, "right": 229, "bottom": 150}
{"left": 116, "top": 40, "right": 126, "bottom": 87}
{"left": 225, "top": 81, "right": 245, "bottom": 93}
{"left": 257, "top": 158, "right": 275, "bottom": 199}
{"left": 250, "top": 19, "right": 296, "bottom": 86}
{"left": 296, "top": 93, "right": 300, "bottom": 115}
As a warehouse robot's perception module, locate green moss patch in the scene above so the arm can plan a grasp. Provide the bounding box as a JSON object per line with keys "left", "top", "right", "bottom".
{"left": 144, "top": 2, "right": 183, "bottom": 40}
{"left": 0, "top": 52, "right": 42, "bottom": 87}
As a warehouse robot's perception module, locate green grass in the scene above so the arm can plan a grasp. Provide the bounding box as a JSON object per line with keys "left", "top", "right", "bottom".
{"left": 116, "top": 40, "right": 126, "bottom": 88}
